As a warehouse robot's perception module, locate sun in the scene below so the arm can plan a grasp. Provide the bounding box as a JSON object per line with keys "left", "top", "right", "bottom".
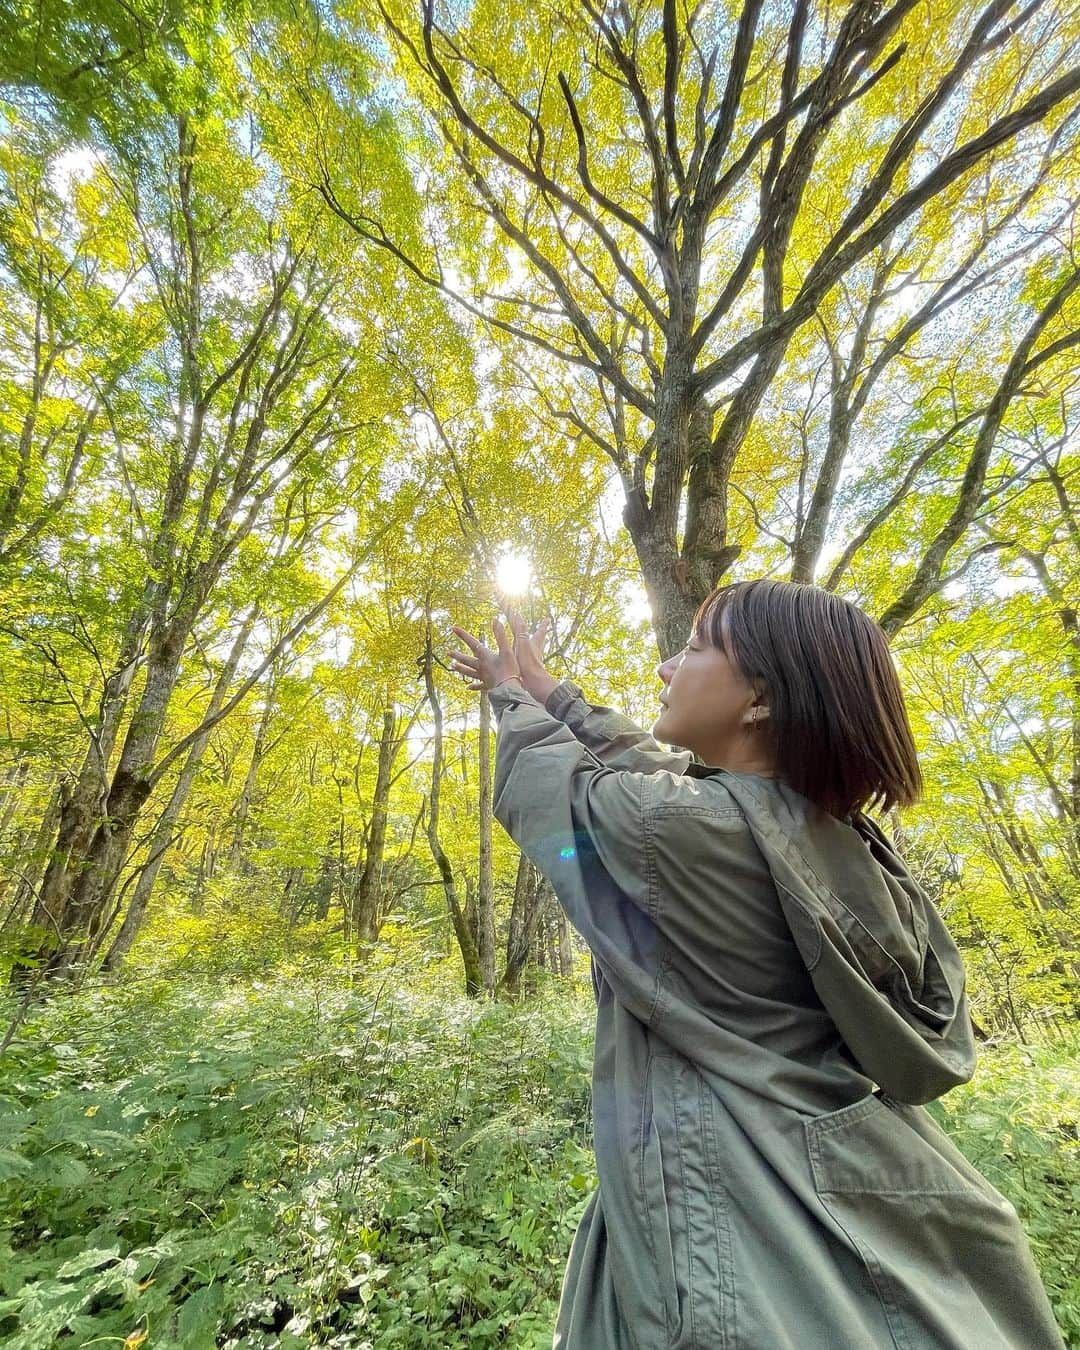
{"left": 494, "top": 550, "right": 532, "bottom": 596}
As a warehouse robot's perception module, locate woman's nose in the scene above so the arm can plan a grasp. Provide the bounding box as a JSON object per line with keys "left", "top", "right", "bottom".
{"left": 657, "top": 659, "right": 674, "bottom": 685}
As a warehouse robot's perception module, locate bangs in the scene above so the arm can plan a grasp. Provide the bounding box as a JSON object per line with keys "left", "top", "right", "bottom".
{"left": 692, "top": 585, "right": 739, "bottom": 661}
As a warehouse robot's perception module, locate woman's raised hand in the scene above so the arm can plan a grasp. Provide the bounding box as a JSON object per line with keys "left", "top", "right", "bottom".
{"left": 449, "top": 610, "right": 560, "bottom": 702}
{"left": 449, "top": 618, "right": 520, "bottom": 692}
{"left": 506, "top": 611, "right": 560, "bottom": 704}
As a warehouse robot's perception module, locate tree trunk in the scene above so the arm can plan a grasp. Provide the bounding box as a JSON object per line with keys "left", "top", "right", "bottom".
{"left": 497, "top": 851, "right": 547, "bottom": 999}
{"left": 15, "top": 603, "right": 149, "bottom": 982}
{"left": 463, "top": 873, "right": 479, "bottom": 950}
{"left": 1050, "top": 594, "right": 1080, "bottom": 860}
{"left": 281, "top": 865, "right": 305, "bottom": 925}
{"left": 228, "top": 672, "right": 277, "bottom": 873}
{"left": 420, "top": 619, "right": 483, "bottom": 997}
{"left": 101, "top": 603, "right": 259, "bottom": 970}
{"left": 36, "top": 617, "right": 188, "bottom": 976}
{"left": 353, "top": 704, "right": 402, "bottom": 945}
{"left": 533, "top": 909, "right": 547, "bottom": 971}
{"left": 557, "top": 905, "right": 572, "bottom": 977}
{"left": 195, "top": 834, "right": 217, "bottom": 900}
{"left": 0, "top": 758, "right": 29, "bottom": 842}
{"left": 477, "top": 690, "right": 495, "bottom": 991}
{"left": 978, "top": 778, "right": 1055, "bottom": 914}
{"left": 545, "top": 904, "right": 560, "bottom": 973}
{"left": 313, "top": 849, "right": 336, "bottom": 922}
{"left": 1, "top": 777, "right": 59, "bottom": 924}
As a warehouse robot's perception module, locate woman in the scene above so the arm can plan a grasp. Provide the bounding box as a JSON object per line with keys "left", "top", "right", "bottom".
{"left": 449, "top": 578, "right": 1064, "bottom": 1350}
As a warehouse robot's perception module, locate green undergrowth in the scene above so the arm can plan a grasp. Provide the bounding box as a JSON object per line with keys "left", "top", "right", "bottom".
{"left": 0, "top": 967, "right": 596, "bottom": 1348}
{"left": 0, "top": 969, "right": 1076, "bottom": 1348}
{"left": 929, "top": 1038, "right": 1080, "bottom": 1345}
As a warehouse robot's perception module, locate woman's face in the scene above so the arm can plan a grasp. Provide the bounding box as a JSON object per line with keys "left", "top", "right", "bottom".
{"left": 651, "top": 619, "right": 778, "bottom": 776}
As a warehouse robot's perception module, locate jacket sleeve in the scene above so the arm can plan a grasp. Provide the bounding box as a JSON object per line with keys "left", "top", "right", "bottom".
{"left": 489, "top": 679, "right": 678, "bottom": 1022}
{"left": 488, "top": 679, "right": 758, "bottom": 1025}
{"left": 543, "top": 678, "right": 695, "bottom": 776}
{"left": 490, "top": 680, "right": 655, "bottom": 914}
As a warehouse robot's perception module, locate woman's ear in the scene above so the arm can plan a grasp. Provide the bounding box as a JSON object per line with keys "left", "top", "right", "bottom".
{"left": 748, "top": 693, "right": 770, "bottom": 725}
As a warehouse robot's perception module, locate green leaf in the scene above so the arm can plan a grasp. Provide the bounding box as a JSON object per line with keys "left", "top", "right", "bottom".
{"left": 177, "top": 1283, "right": 225, "bottom": 1345}
{"left": 56, "top": 1246, "right": 120, "bottom": 1279}
{"left": 33, "top": 1154, "right": 91, "bottom": 1188}
{"left": 0, "top": 1147, "right": 32, "bottom": 1178}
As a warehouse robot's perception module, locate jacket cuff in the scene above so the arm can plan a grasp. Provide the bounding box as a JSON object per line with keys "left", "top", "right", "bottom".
{"left": 487, "top": 678, "right": 542, "bottom": 716}
{"left": 544, "top": 679, "right": 586, "bottom": 721}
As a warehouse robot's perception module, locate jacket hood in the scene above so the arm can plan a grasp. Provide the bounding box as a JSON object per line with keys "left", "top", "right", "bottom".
{"left": 712, "top": 771, "right": 977, "bottom": 1105}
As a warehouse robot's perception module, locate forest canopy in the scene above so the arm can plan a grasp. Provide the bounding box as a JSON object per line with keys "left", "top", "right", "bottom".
{"left": 0, "top": 0, "right": 1077, "bottom": 1032}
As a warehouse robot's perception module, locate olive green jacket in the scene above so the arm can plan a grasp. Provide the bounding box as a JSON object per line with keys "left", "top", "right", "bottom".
{"left": 488, "top": 677, "right": 1064, "bottom": 1350}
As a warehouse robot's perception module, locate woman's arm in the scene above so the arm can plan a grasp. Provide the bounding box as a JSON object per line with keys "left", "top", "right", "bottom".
{"left": 489, "top": 679, "right": 652, "bottom": 901}
{"left": 486, "top": 678, "right": 756, "bottom": 1023}
{"left": 542, "top": 678, "right": 695, "bottom": 776}
{"left": 493, "top": 613, "right": 694, "bottom": 776}
{"left": 486, "top": 678, "right": 667, "bottom": 1023}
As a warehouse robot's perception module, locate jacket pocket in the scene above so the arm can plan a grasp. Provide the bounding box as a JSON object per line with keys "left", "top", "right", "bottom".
{"left": 805, "top": 1093, "right": 1046, "bottom": 1350}
{"left": 639, "top": 1052, "right": 735, "bottom": 1350}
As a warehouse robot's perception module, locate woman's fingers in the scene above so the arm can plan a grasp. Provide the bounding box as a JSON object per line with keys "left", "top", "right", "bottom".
{"left": 451, "top": 625, "right": 482, "bottom": 654}
{"left": 504, "top": 610, "right": 551, "bottom": 666}
{"left": 450, "top": 615, "right": 534, "bottom": 691}
{"left": 508, "top": 608, "right": 545, "bottom": 647}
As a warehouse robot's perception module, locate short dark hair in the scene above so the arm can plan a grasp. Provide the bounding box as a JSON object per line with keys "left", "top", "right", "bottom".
{"left": 693, "top": 578, "right": 923, "bottom": 822}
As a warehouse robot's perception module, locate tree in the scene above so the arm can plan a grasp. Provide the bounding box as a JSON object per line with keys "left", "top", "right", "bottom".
{"left": 311, "top": 0, "right": 1080, "bottom": 652}
{"left": 419, "top": 612, "right": 484, "bottom": 995}
{"left": 4, "top": 38, "right": 423, "bottom": 976}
